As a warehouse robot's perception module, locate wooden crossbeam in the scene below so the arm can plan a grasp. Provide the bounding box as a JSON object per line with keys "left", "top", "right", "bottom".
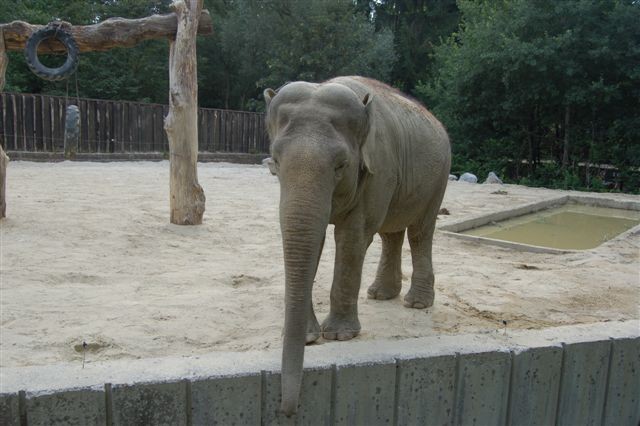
{"left": 0, "top": 3, "right": 212, "bottom": 222}
{"left": 0, "top": 10, "right": 212, "bottom": 53}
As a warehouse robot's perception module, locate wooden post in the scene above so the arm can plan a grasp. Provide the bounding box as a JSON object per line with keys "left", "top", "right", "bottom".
{"left": 0, "top": 29, "right": 9, "bottom": 218}
{"left": 0, "top": 12, "right": 212, "bottom": 53}
{"left": 0, "top": 9, "right": 212, "bottom": 223}
{"left": 164, "top": 0, "right": 205, "bottom": 225}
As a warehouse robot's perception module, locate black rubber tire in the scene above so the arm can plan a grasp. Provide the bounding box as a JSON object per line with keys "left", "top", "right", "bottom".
{"left": 24, "top": 26, "right": 79, "bottom": 81}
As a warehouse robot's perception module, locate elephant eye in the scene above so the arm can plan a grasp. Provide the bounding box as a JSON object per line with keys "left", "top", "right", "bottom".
{"left": 335, "top": 161, "right": 347, "bottom": 171}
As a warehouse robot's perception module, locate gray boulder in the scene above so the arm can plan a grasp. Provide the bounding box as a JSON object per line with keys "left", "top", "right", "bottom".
{"left": 483, "top": 171, "right": 503, "bottom": 184}
{"left": 459, "top": 172, "right": 478, "bottom": 183}
{"left": 448, "top": 174, "right": 458, "bottom": 181}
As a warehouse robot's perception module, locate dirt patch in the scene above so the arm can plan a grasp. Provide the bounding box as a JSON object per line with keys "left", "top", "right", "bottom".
{"left": 1, "top": 161, "right": 638, "bottom": 367}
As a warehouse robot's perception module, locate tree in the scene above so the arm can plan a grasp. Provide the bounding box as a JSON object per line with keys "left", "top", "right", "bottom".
{"left": 355, "top": 0, "right": 460, "bottom": 94}
{"left": 166, "top": 0, "right": 206, "bottom": 225}
{"left": 420, "top": 0, "right": 640, "bottom": 192}
{"left": 198, "top": 0, "right": 396, "bottom": 111}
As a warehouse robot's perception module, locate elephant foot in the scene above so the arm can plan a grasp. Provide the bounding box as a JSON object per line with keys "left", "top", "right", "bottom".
{"left": 321, "top": 313, "right": 361, "bottom": 341}
{"left": 403, "top": 288, "right": 434, "bottom": 309}
{"left": 367, "top": 280, "right": 401, "bottom": 300}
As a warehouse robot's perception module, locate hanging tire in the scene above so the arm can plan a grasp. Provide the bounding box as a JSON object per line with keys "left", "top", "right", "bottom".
{"left": 24, "top": 25, "right": 79, "bottom": 81}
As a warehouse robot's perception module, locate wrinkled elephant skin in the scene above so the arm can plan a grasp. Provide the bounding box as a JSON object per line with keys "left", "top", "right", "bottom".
{"left": 264, "top": 76, "right": 451, "bottom": 415}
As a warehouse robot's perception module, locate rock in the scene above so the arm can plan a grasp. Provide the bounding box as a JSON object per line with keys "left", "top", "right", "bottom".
{"left": 484, "top": 171, "right": 503, "bottom": 184}
{"left": 448, "top": 174, "right": 458, "bottom": 181}
{"left": 459, "top": 172, "right": 478, "bottom": 183}
{"left": 438, "top": 208, "right": 450, "bottom": 215}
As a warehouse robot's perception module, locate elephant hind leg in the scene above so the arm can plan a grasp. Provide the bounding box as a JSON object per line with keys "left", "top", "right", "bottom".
{"left": 404, "top": 214, "right": 438, "bottom": 309}
{"left": 367, "top": 230, "right": 405, "bottom": 300}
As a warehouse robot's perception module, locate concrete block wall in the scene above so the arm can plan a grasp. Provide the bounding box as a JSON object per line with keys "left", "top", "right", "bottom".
{"left": 1, "top": 321, "right": 638, "bottom": 426}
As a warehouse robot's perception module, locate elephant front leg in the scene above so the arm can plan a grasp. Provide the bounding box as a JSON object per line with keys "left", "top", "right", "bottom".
{"left": 322, "top": 227, "right": 372, "bottom": 341}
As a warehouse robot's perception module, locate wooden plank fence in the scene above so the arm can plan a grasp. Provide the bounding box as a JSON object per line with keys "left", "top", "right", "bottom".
{"left": 0, "top": 92, "right": 270, "bottom": 154}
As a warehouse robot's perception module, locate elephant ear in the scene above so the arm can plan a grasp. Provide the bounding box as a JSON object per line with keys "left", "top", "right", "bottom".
{"left": 360, "top": 93, "right": 375, "bottom": 174}
{"left": 264, "top": 88, "right": 277, "bottom": 107}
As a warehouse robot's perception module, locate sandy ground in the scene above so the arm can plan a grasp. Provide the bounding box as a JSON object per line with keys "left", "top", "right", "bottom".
{"left": 1, "top": 161, "right": 638, "bottom": 368}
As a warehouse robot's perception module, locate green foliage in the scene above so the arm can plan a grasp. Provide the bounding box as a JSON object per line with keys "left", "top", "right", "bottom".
{"left": 420, "top": 0, "right": 640, "bottom": 193}
{"left": 450, "top": 148, "right": 510, "bottom": 182}
{"left": 1, "top": 0, "right": 171, "bottom": 103}
{"left": 355, "top": 0, "right": 460, "bottom": 94}
{"left": 517, "top": 165, "right": 586, "bottom": 192}
{"left": 199, "top": 0, "right": 395, "bottom": 110}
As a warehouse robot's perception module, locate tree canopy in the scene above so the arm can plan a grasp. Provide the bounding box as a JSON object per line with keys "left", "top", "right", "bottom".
{"left": 199, "top": 0, "right": 395, "bottom": 110}
{"left": 418, "top": 0, "right": 640, "bottom": 192}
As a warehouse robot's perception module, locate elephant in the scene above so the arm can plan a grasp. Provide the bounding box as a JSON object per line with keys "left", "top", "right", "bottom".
{"left": 263, "top": 76, "right": 451, "bottom": 415}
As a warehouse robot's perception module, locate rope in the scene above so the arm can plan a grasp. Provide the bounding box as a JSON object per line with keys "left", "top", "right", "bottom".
{"left": 75, "top": 69, "right": 81, "bottom": 107}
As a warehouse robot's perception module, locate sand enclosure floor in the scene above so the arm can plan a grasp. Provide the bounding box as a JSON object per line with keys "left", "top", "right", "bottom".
{"left": 1, "top": 161, "right": 638, "bottom": 368}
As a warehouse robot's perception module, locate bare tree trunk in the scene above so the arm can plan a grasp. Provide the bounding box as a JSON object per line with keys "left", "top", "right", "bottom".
{"left": 0, "top": 29, "right": 9, "bottom": 218}
{"left": 224, "top": 72, "right": 230, "bottom": 110}
{"left": 586, "top": 120, "right": 595, "bottom": 188}
{"left": 562, "top": 105, "right": 570, "bottom": 169}
{"left": 527, "top": 115, "right": 534, "bottom": 175}
{"left": 3, "top": 9, "right": 211, "bottom": 222}
{"left": 164, "top": 0, "right": 205, "bottom": 225}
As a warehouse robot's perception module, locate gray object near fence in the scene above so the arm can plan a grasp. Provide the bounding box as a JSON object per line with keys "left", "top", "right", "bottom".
{"left": 63, "top": 105, "right": 80, "bottom": 159}
{"left": 459, "top": 172, "right": 478, "bottom": 183}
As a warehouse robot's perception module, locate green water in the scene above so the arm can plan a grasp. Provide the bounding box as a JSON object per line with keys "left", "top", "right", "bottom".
{"left": 462, "top": 203, "right": 640, "bottom": 250}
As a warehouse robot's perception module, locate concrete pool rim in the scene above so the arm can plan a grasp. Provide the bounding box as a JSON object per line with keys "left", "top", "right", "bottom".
{"left": 438, "top": 194, "right": 640, "bottom": 254}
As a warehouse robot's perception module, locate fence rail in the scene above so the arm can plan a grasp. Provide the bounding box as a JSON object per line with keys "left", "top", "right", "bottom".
{"left": 0, "top": 92, "right": 270, "bottom": 154}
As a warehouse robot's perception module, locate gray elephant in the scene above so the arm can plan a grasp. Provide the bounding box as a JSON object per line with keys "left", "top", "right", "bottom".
{"left": 264, "top": 76, "right": 451, "bottom": 415}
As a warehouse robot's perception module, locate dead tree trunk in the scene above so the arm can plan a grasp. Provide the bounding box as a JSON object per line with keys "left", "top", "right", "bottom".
{"left": 1, "top": 8, "right": 212, "bottom": 223}
{"left": 0, "top": 29, "right": 9, "bottom": 218}
{"left": 164, "top": 0, "right": 205, "bottom": 225}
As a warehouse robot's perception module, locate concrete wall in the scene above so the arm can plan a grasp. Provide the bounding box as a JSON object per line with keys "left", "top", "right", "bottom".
{"left": 1, "top": 321, "right": 638, "bottom": 426}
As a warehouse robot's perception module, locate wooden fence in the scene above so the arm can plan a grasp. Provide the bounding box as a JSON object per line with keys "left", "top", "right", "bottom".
{"left": 0, "top": 92, "right": 270, "bottom": 154}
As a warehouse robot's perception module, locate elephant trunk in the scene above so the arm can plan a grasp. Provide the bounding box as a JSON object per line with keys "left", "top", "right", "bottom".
{"left": 279, "top": 187, "right": 331, "bottom": 416}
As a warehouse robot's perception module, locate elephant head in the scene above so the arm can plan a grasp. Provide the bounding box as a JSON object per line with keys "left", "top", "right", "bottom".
{"left": 264, "top": 82, "right": 372, "bottom": 415}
